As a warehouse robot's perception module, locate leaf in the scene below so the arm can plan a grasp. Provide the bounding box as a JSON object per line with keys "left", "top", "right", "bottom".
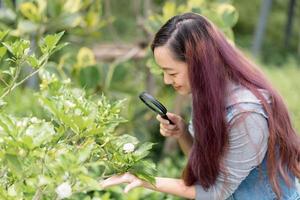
{"left": 130, "top": 160, "right": 157, "bottom": 185}
{"left": 19, "top": 2, "right": 41, "bottom": 22}
{"left": 2, "top": 67, "right": 16, "bottom": 77}
{"left": 27, "top": 54, "right": 39, "bottom": 68}
{"left": 0, "top": 99, "right": 7, "bottom": 108}
{"left": 85, "top": 10, "right": 99, "bottom": 28}
{"left": 133, "top": 142, "right": 155, "bottom": 161}
{"left": 53, "top": 42, "right": 68, "bottom": 53}
{"left": 0, "top": 46, "right": 7, "bottom": 59}
{"left": 217, "top": 4, "right": 238, "bottom": 28}
{"left": 40, "top": 31, "right": 65, "bottom": 54}
{"left": 63, "top": 0, "right": 82, "bottom": 13}
{"left": 0, "top": 30, "right": 9, "bottom": 41}
{"left": 5, "top": 153, "right": 23, "bottom": 176}
{"left": 2, "top": 42, "right": 13, "bottom": 55}
{"left": 78, "top": 174, "right": 102, "bottom": 191}
{"left": 23, "top": 121, "right": 56, "bottom": 148}
{"left": 3, "top": 39, "right": 31, "bottom": 58}
{"left": 79, "top": 66, "right": 100, "bottom": 89}
{"left": 77, "top": 141, "right": 94, "bottom": 163}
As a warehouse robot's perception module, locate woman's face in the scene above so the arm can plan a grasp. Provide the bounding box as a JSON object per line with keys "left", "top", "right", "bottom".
{"left": 154, "top": 46, "right": 191, "bottom": 95}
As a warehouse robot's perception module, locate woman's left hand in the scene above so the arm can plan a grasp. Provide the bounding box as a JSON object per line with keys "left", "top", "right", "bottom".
{"left": 100, "top": 173, "right": 145, "bottom": 193}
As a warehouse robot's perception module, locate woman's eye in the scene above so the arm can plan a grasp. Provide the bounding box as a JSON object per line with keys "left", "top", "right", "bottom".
{"left": 169, "top": 73, "right": 177, "bottom": 76}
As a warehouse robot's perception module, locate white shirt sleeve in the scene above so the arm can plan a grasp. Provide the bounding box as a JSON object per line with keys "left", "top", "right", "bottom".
{"left": 195, "top": 112, "right": 269, "bottom": 200}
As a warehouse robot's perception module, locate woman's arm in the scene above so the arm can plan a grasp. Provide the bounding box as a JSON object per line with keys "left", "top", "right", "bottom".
{"left": 100, "top": 173, "right": 196, "bottom": 199}
{"left": 177, "top": 128, "right": 193, "bottom": 156}
{"left": 144, "top": 177, "right": 195, "bottom": 199}
{"left": 157, "top": 113, "right": 193, "bottom": 156}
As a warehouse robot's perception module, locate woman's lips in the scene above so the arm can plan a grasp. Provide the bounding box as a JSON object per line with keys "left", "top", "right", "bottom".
{"left": 174, "top": 86, "right": 181, "bottom": 90}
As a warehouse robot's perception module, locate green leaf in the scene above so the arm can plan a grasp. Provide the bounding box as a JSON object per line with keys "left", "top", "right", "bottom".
{"left": 5, "top": 153, "right": 23, "bottom": 176}
{"left": 2, "top": 67, "right": 16, "bottom": 77}
{"left": 53, "top": 42, "right": 68, "bottom": 53}
{"left": 217, "top": 4, "right": 238, "bottom": 28}
{"left": 23, "top": 121, "right": 56, "bottom": 148}
{"left": 0, "top": 46, "right": 7, "bottom": 59}
{"left": 2, "top": 42, "right": 13, "bottom": 55}
{"left": 133, "top": 142, "right": 155, "bottom": 161}
{"left": 79, "top": 66, "right": 100, "bottom": 89}
{"left": 78, "top": 174, "right": 102, "bottom": 191}
{"left": 27, "top": 54, "right": 39, "bottom": 68}
{"left": 0, "top": 30, "right": 9, "bottom": 41}
{"left": 0, "top": 99, "right": 7, "bottom": 108}
{"left": 77, "top": 141, "right": 94, "bottom": 163}
{"left": 3, "top": 39, "right": 30, "bottom": 58}
{"left": 19, "top": 2, "right": 41, "bottom": 22}
{"left": 40, "top": 31, "right": 65, "bottom": 54}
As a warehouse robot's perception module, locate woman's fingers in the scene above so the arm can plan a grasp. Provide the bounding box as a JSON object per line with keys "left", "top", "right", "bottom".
{"left": 157, "top": 113, "right": 184, "bottom": 138}
{"left": 160, "top": 127, "right": 178, "bottom": 137}
{"left": 101, "top": 173, "right": 143, "bottom": 194}
{"left": 156, "top": 115, "right": 170, "bottom": 125}
{"left": 124, "top": 179, "right": 143, "bottom": 193}
{"left": 160, "top": 128, "right": 170, "bottom": 137}
{"left": 100, "top": 175, "right": 123, "bottom": 188}
{"left": 160, "top": 123, "right": 177, "bottom": 130}
{"left": 101, "top": 173, "right": 134, "bottom": 189}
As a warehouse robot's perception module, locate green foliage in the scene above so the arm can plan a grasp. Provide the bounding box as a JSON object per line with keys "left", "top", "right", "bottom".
{"left": 0, "top": 0, "right": 104, "bottom": 38}
{"left": 262, "top": 58, "right": 300, "bottom": 133}
{"left": 0, "top": 6, "right": 157, "bottom": 197}
{"left": 0, "top": 31, "right": 66, "bottom": 100}
{"left": 0, "top": 74, "right": 156, "bottom": 199}
{"left": 233, "top": 0, "right": 300, "bottom": 64}
{"left": 144, "top": 0, "right": 238, "bottom": 76}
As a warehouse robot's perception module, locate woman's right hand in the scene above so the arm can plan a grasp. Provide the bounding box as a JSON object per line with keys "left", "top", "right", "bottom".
{"left": 156, "top": 112, "right": 188, "bottom": 139}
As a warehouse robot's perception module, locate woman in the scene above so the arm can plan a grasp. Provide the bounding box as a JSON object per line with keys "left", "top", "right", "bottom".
{"left": 101, "top": 13, "right": 300, "bottom": 200}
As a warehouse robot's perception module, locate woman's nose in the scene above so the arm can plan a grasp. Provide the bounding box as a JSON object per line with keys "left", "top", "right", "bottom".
{"left": 163, "top": 74, "right": 173, "bottom": 85}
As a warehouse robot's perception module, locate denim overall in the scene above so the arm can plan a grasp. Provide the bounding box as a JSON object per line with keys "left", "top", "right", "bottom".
{"left": 225, "top": 102, "right": 300, "bottom": 200}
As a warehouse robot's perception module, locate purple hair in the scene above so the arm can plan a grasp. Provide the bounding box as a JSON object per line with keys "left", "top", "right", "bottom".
{"left": 151, "top": 13, "right": 300, "bottom": 198}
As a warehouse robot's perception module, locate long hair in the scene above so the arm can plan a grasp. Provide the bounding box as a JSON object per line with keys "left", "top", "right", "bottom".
{"left": 151, "top": 12, "right": 300, "bottom": 198}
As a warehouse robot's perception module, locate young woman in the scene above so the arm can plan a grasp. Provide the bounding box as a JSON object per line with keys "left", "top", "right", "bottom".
{"left": 101, "top": 13, "right": 300, "bottom": 200}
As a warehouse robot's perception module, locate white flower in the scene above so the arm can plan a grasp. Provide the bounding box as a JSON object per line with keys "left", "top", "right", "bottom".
{"left": 74, "top": 108, "right": 82, "bottom": 116}
{"left": 55, "top": 182, "right": 72, "bottom": 199}
{"left": 30, "top": 117, "right": 39, "bottom": 123}
{"left": 38, "top": 175, "right": 49, "bottom": 186}
{"left": 123, "top": 143, "right": 135, "bottom": 153}
{"left": 16, "top": 120, "right": 27, "bottom": 127}
{"left": 65, "top": 100, "right": 76, "bottom": 108}
{"left": 62, "top": 78, "right": 71, "bottom": 84}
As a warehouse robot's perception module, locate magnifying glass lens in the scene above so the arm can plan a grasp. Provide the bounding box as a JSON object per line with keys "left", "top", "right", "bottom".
{"left": 139, "top": 92, "right": 174, "bottom": 124}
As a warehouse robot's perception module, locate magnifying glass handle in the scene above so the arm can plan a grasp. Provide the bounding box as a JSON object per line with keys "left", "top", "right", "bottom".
{"left": 161, "top": 114, "right": 174, "bottom": 125}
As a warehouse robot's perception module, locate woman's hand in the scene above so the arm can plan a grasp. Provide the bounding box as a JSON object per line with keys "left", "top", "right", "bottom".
{"left": 101, "top": 173, "right": 196, "bottom": 199}
{"left": 156, "top": 112, "right": 188, "bottom": 139}
{"left": 100, "top": 173, "right": 145, "bottom": 193}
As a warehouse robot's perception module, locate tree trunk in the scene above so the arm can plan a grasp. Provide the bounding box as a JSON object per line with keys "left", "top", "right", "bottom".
{"left": 252, "top": 0, "right": 273, "bottom": 58}
{"left": 284, "top": 0, "right": 296, "bottom": 49}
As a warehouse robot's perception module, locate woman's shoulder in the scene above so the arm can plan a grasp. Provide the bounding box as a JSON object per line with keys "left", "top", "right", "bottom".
{"left": 225, "top": 83, "right": 271, "bottom": 123}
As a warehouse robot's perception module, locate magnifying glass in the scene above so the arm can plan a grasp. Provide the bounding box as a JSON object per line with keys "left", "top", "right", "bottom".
{"left": 139, "top": 92, "right": 174, "bottom": 124}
